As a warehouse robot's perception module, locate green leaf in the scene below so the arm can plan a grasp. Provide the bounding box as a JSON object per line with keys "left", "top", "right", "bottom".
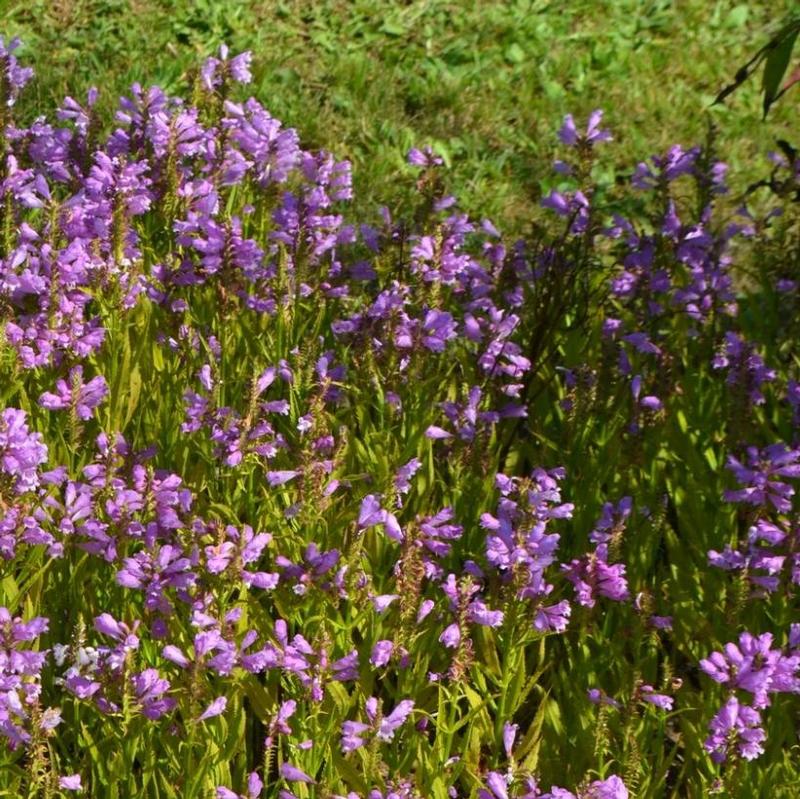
{"left": 240, "top": 677, "right": 274, "bottom": 720}
{"left": 331, "top": 749, "right": 368, "bottom": 793}
{"left": 152, "top": 340, "right": 165, "bottom": 372}
{"left": 543, "top": 693, "right": 564, "bottom": 737}
{"left": 762, "top": 28, "right": 800, "bottom": 117}
{"left": 517, "top": 689, "right": 550, "bottom": 772}
{"left": 504, "top": 43, "right": 525, "bottom": 64}
{"left": 381, "top": 19, "right": 406, "bottom": 36}
{"left": 726, "top": 5, "right": 749, "bottom": 28}
{"left": 0, "top": 576, "right": 19, "bottom": 608}
{"left": 713, "top": 18, "right": 800, "bottom": 108}
{"left": 124, "top": 365, "right": 142, "bottom": 430}
{"left": 429, "top": 776, "right": 451, "bottom": 799}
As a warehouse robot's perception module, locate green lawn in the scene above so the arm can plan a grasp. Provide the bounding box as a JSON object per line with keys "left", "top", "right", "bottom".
{"left": 3, "top": 0, "right": 797, "bottom": 229}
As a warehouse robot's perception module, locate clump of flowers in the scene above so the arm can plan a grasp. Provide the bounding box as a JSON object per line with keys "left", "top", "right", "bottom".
{"left": 1, "top": 40, "right": 800, "bottom": 799}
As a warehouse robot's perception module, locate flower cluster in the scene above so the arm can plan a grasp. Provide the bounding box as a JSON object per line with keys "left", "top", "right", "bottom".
{"left": 2, "top": 38, "right": 800, "bottom": 797}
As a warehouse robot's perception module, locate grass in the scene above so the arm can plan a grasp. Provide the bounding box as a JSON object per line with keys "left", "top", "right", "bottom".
{"left": 3, "top": 0, "right": 798, "bottom": 232}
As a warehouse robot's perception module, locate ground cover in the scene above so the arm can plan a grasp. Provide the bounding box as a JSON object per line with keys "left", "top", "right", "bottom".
{"left": 4, "top": 0, "right": 798, "bottom": 229}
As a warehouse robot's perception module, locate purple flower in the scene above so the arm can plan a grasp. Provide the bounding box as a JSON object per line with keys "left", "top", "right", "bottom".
{"left": 584, "top": 110, "right": 613, "bottom": 143}
{"left": 378, "top": 699, "right": 415, "bottom": 741}
{"left": 394, "top": 457, "right": 421, "bottom": 497}
{"left": 705, "top": 697, "right": 766, "bottom": 763}
{"left": 131, "top": 669, "right": 176, "bottom": 720}
{"left": 371, "top": 594, "right": 399, "bottom": 613}
{"left": 541, "top": 190, "right": 571, "bottom": 216}
{"left": 370, "top": 640, "right": 394, "bottom": 667}
{"left": 787, "top": 380, "right": 800, "bottom": 428}
{"left": 39, "top": 366, "right": 108, "bottom": 420}
{"left": 358, "top": 495, "right": 403, "bottom": 541}
{"left": 723, "top": 443, "right": 800, "bottom": 512}
{"left": 59, "top": 775, "right": 82, "bottom": 791}
{"left": 280, "top": 762, "right": 314, "bottom": 784}
{"left": 712, "top": 332, "right": 775, "bottom": 406}
{"left": 224, "top": 99, "right": 301, "bottom": 187}
{"left": 533, "top": 600, "right": 571, "bottom": 633}
{"left": 557, "top": 110, "right": 612, "bottom": 147}
{"left": 700, "top": 631, "right": 800, "bottom": 708}
{"left": 439, "top": 623, "right": 461, "bottom": 649}
{"left": 0, "top": 607, "right": 48, "bottom": 643}
{"left": 707, "top": 517, "right": 800, "bottom": 596}
{"left": 589, "top": 498, "right": 632, "bottom": 545}
{"left": 265, "top": 700, "right": 297, "bottom": 748}
{"left": 638, "top": 684, "right": 673, "bottom": 710}
{"left": 201, "top": 45, "right": 253, "bottom": 91}
{"left": 503, "top": 721, "right": 518, "bottom": 758}
{"left": 482, "top": 467, "right": 572, "bottom": 596}
{"left": 116, "top": 544, "right": 196, "bottom": 614}
{"left": 632, "top": 145, "right": 700, "bottom": 190}
{"left": 557, "top": 115, "right": 579, "bottom": 147}
{"left": 420, "top": 309, "right": 457, "bottom": 353}
{"left": 482, "top": 772, "right": 509, "bottom": 799}
{"left": 162, "top": 644, "right": 191, "bottom": 668}
{"left": 416, "top": 507, "right": 463, "bottom": 557}
{"left": 340, "top": 697, "right": 414, "bottom": 751}
{"left": 538, "top": 788, "right": 576, "bottom": 799}
{"left": 0, "top": 408, "right": 48, "bottom": 493}
{"left": 267, "top": 470, "right": 300, "bottom": 487}
{"left": 205, "top": 541, "right": 236, "bottom": 574}
{"left": 198, "top": 696, "right": 227, "bottom": 722}
{"left": 417, "top": 599, "right": 435, "bottom": 622}
{"left": 433, "top": 386, "right": 509, "bottom": 443}
{"left": 562, "top": 541, "right": 629, "bottom": 609}
{"left": 587, "top": 688, "right": 621, "bottom": 709}
{"left": 585, "top": 776, "right": 628, "bottom": 799}
{"left": 407, "top": 146, "right": 443, "bottom": 168}
{"left": 0, "top": 37, "right": 34, "bottom": 106}
{"left": 331, "top": 650, "right": 360, "bottom": 682}
{"left": 467, "top": 601, "right": 504, "bottom": 627}
{"left": 341, "top": 719, "right": 371, "bottom": 753}
{"left": 245, "top": 773, "right": 263, "bottom": 799}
